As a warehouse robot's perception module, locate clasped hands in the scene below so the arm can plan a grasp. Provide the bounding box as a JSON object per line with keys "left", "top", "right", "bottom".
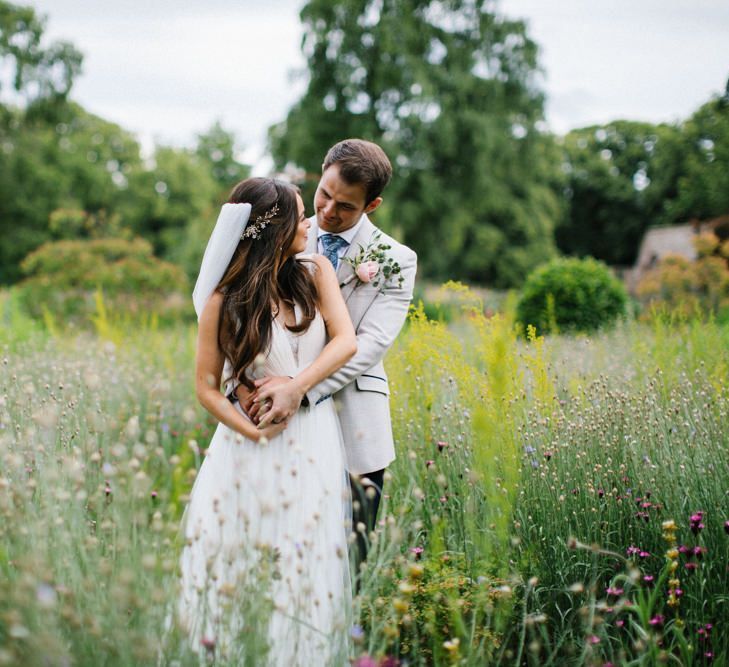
{"left": 236, "top": 376, "right": 305, "bottom": 438}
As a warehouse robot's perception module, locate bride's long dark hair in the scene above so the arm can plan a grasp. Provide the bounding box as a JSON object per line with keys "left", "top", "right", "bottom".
{"left": 217, "top": 177, "right": 317, "bottom": 390}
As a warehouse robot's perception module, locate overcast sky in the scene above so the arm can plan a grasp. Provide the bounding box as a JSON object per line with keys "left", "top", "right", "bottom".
{"left": 26, "top": 0, "right": 729, "bottom": 173}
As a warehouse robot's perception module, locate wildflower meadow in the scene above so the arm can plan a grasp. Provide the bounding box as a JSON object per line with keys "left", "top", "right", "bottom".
{"left": 1, "top": 286, "right": 728, "bottom": 666}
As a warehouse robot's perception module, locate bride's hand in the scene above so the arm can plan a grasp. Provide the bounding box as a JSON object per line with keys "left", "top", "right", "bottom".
{"left": 255, "top": 376, "right": 304, "bottom": 428}
{"left": 256, "top": 418, "right": 289, "bottom": 442}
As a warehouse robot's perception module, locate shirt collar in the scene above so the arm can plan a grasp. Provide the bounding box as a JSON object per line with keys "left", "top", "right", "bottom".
{"left": 317, "top": 215, "right": 365, "bottom": 245}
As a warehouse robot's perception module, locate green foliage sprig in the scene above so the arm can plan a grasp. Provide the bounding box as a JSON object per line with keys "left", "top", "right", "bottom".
{"left": 342, "top": 231, "right": 404, "bottom": 292}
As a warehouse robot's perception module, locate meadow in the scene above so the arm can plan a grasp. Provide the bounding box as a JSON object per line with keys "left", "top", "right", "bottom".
{"left": 1, "top": 286, "right": 728, "bottom": 666}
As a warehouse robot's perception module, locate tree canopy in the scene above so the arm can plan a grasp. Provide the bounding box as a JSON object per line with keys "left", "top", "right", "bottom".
{"left": 270, "top": 0, "right": 560, "bottom": 286}
{"left": 0, "top": 1, "right": 82, "bottom": 118}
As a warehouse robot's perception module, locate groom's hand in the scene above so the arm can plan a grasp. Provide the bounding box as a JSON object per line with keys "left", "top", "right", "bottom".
{"left": 243, "top": 376, "right": 289, "bottom": 423}
{"left": 254, "top": 376, "right": 305, "bottom": 428}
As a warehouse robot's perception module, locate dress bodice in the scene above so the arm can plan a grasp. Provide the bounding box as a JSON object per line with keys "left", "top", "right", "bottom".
{"left": 222, "top": 305, "right": 325, "bottom": 394}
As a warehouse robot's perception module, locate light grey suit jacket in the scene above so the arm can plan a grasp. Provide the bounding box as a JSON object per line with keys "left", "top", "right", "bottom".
{"left": 304, "top": 214, "right": 417, "bottom": 475}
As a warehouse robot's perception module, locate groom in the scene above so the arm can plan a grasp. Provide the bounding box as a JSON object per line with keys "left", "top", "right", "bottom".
{"left": 250, "top": 139, "right": 417, "bottom": 565}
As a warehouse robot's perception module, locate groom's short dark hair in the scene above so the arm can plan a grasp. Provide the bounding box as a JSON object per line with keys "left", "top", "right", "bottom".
{"left": 323, "top": 139, "right": 392, "bottom": 205}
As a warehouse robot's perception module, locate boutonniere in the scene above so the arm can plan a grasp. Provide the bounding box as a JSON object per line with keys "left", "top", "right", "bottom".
{"left": 340, "top": 231, "right": 404, "bottom": 292}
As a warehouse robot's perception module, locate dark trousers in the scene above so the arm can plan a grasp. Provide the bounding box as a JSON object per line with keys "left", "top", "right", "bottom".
{"left": 349, "top": 468, "right": 385, "bottom": 570}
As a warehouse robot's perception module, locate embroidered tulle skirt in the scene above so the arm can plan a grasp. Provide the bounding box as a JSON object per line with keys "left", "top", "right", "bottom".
{"left": 176, "top": 399, "right": 351, "bottom": 665}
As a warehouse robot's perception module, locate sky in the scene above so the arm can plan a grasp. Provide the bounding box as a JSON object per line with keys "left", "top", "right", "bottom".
{"left": 24, "top": 0, "right": 729, "bottom": 173}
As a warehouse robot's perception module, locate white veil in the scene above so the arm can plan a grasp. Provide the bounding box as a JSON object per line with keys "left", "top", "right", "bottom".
{"left": 192, "top": 203, "right": 252, "bottom": 319}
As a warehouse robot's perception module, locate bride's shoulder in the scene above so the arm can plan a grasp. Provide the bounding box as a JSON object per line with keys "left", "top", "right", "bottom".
{"left": 199, "top": 290, "right": 224, "bottom": 329}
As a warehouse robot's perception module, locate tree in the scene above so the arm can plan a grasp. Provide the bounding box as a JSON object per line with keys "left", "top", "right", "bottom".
{"left": 270, "top": 0, "right": 560, "bottom": 286}
{"left": 557, "top": 121, "right": 685, "bottom": 266}
{"left": 195, "top": 120, "right": 250, "bottom": 192}
{"left": 665, "top": 84, "right": 729, "bottom": 223}
{"left": 117, "top": 145, "right": 224, "bottom": 280}
{"left": 0, "top": 1, "right": 82, "bottom": 117}
{"left": 0, "top": 103, "right": 142, "bottom": 283}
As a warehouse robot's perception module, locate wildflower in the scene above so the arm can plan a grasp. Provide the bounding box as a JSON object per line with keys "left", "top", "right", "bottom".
{"left": 684, "top": 562, "right": 699, "bottom": 573}
{"left": 643, "top": 575, "right": 655, "bottom": 586}
{"left": 524, "top": 445, "right": 536, "bottom": 454}
{"left": 724, "top": 520, "right": 729, "bottom": 535}
{"left": 544, "top": 451, "right": 553, "bottom": 461}
{"left": 408, "top": 563, "right": 424, "bottom": 579}
{"left": 398, "top": 581, "right": 416, "bottom": 595}
{"left": 392, "top": 598, "right": 408, "bottom": 614}
{"left": 379, "top": 657, "right": 400, "bottom": 667}
{"left": 352, "top": 657, "right": 378, "bottom": 667}
{"left": 597, "top": 488, "right": 605, "bottom": 498}
{"left": 200, "top": 636, "right": 215, "bottom": 654}
{"left": 436, "top": 440, "right": 448, "bottom": 452}
{"left": 639, "top": 550, "right": 650, "bottom": 559}
{"left": 678, "top": 544, "right": 691, "bottom": 557}
{"left": 425, "top": 459, "right": 435, "bottom": 468}
{"left": 587, "top": 635, "right": 600, "bottom": 645}
{"left": 662, "top": 519, "right": 677, "bottom": 532}
{"left": 693, "top": 546, "right": 706, "bottom": 560}
{"left": 606, "top": 586, "right": 624, "bottom": 597}
{"left": 626, "top": 545, "right": 640, "bottom": 557}
{"left": 443, "top": 637, "right": 460, "bottom": 653}
{"left": 689, "top": 511, "right": 705, "bottom": 534}
{"left": 350, "top": 625, "right": 365, "bottom": 644}
{"left": 649, "top": 614, "right": 665, "bottom": 627}
{"left": 409, "top": 546, "right": 424, "bottom": 560}
{"left": 150, "top": 490, "right": 158, "bottom": 500}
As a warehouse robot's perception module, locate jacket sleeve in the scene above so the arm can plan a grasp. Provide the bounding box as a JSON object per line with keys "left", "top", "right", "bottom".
{"left": 306, "top": 247, "right": 417, "bottom": 404}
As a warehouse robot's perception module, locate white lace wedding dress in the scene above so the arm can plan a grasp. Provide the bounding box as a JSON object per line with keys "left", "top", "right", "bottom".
{"left": 177, "top": 305, "right": 351, "bottom": 665}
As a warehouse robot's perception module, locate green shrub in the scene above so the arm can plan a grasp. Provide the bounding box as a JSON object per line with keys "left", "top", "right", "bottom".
{"left": 18, "top": 236, "right": 189, "bottom": 324}
{"left": 516, "top": 256, "right": 627, "bottom": 334}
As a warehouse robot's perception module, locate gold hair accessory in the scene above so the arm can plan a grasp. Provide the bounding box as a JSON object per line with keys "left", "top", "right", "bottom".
{"left": 241, "top": 203, "right": 279, "bottom": 240}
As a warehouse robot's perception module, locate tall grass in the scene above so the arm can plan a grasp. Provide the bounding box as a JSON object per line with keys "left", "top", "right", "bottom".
{"left": 1, "top": 289, "right": 728, "bottom": 665}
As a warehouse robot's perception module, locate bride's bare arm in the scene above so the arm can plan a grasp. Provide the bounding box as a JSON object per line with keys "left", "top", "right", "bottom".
{"left": 256, "top": 255, "right": 356, "bottom": 426}
{"left": 196, "top": 292, "right": 287, "bottom": 441}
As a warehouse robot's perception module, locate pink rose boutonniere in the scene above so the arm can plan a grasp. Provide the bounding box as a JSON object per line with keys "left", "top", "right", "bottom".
{"left": 355, "top": 260, "right": 379, "bottom": 283}
{"left": 340, "top": 231, "right": 403, "bottom": 293}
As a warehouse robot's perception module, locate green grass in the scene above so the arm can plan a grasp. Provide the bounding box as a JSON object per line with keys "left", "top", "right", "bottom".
{"left": 1, "top": 293, "right": 728, "bottom": 665}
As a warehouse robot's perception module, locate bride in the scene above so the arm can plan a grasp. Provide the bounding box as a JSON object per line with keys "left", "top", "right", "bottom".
{"left": 177, "top": 177, "right": 356, "bottom": 664}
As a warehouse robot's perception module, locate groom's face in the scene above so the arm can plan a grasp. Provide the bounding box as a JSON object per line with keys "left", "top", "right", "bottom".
{"left": 314, "top": 164, "right": 382, "bottom": 234}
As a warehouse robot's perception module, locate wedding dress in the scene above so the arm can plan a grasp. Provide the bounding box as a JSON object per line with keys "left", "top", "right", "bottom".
{"left": 177, "top": 303, "right": 351, "bottom": 665}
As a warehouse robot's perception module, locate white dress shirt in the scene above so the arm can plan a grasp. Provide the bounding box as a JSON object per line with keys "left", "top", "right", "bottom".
{"left": 316, "top": 216, "right": 364, "bottom": 263}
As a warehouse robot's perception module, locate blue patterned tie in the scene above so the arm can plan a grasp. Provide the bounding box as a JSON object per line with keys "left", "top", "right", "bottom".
{"left": 320, "top": 234, "right": 349, "bottom": 270}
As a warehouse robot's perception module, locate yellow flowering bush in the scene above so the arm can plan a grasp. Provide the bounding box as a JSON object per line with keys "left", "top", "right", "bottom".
{"left": 636, "top": 232, "right": 729, "bottom": 320}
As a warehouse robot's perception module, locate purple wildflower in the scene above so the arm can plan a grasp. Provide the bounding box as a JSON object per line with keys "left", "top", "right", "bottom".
{"left": 689, "top": 511, "right": 705, "bottom": 534}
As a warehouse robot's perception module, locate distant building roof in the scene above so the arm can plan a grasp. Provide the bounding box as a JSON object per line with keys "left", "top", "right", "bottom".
{"left": 634, "top": 224, "right": 697, "bottom": 273}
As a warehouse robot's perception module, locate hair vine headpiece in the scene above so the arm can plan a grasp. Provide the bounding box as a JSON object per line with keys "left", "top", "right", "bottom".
{"left": 241, "top": 203, "right": 279, "bottom": 240}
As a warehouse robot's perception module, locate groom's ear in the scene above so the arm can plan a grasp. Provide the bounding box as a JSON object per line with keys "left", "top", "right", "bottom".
{"left": 364, "top": 197, "right": 383, "bottom": 214}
